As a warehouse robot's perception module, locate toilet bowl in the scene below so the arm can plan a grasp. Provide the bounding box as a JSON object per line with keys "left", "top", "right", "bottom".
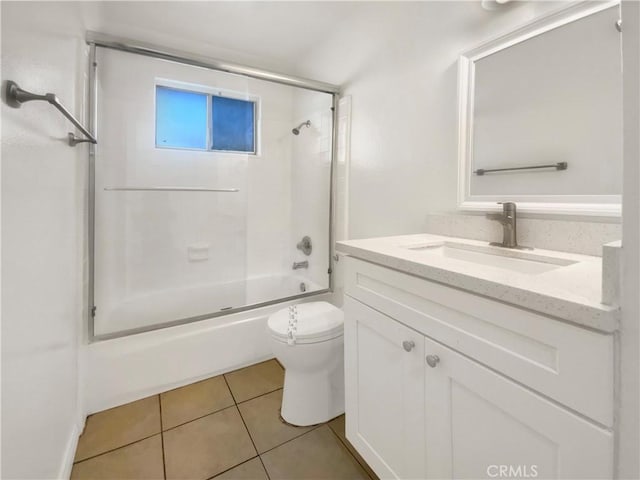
{"left": 268, "top": 301, "right": 344, "bottom": 426}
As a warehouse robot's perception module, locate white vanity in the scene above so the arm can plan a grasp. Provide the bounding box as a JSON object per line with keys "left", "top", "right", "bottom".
{"left": 337, "top": 234, "right": 618, "bottom": 480}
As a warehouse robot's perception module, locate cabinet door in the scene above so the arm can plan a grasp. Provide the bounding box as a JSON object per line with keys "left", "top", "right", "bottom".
{"left": 344, "top": 296, "right": 425, "bottom": 480}
{"left": 424, "top": 336, "right": 613, "bottom": 480}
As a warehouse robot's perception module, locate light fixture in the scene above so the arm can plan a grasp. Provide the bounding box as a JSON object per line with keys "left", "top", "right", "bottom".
{"left": 481, "top": 0, "right": 512, "bottom": 11}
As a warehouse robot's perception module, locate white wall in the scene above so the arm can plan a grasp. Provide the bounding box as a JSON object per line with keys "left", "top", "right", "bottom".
{"left": 295, "top": 1, "right": 615, "bottom": 241}
{"left": 618, "top": 1, "right": 640, "bottom": 477}
{"left": 1, "top": 2, "right": 98, "bottom": 478}
{"left": 295, "top": 2, "right": 636, "bottom": 478}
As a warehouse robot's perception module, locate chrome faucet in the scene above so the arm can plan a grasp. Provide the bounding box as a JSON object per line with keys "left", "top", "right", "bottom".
{"left": 292, "top": 260, "right": 309, "bottom": 270}
{"left": 486, "top": 202, "right": 519, "bottom": 248}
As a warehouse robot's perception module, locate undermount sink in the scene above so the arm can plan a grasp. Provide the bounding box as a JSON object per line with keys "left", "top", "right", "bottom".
{"left": 399, "top": 241, "right": 578, "bottom": 275}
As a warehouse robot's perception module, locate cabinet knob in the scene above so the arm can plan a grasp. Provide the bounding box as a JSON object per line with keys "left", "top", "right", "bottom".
{"left": 426, "top": 355, "right": 440, "bottom": 368}
{"left": 402, "top": 340, "right": 415, "bottom": 352}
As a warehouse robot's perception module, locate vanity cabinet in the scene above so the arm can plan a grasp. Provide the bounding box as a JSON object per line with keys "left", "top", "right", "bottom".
{"left": 343, "top": 296, "right": 426, "bottom": 479}
{"left": 343, "top": 257, "right": 614, "bottom": 480}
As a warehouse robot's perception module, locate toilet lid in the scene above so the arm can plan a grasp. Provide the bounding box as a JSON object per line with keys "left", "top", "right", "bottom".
{"left": 268, "top": 301, "right": 344, "bottom": 343}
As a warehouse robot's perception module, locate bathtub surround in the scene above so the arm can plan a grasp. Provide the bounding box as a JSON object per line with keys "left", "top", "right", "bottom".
{"left": 93, "top": 46, "right": 334, "bottom": 338}
{"left": 424, "top": 213, "right": 622, "bottom": 257}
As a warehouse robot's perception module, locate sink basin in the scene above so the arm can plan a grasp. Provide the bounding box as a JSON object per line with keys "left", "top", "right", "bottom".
{"left": 400, "top": 241, "right": 577, "bottom": 275}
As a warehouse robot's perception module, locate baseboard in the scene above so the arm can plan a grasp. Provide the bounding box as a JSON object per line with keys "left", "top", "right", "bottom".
{"left": 57, "top": 423, "right": 81, "bottom": 480}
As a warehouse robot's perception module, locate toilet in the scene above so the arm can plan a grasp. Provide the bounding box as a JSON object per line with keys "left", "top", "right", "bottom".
{"left": 268, "top": 301, "right": 344, "bottom": 426}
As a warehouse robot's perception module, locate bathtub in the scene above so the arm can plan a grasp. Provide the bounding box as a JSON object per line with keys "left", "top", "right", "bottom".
{"left": 97, "top": 274, "right": 323, "bottom": 337}
{"left": 84, "top": 275, "right": 332, "bottom": 415}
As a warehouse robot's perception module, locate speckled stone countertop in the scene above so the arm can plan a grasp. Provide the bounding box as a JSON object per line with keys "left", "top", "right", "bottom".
{"left": 337, "top": 234, "right": 620, "bottom": 333}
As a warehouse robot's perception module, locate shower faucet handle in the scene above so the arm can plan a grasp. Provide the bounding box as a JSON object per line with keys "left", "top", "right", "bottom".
{"left": 296, "top": 236, "right": 312, "bottom": 256}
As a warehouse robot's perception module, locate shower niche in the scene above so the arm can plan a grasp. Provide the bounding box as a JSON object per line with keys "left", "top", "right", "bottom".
{"left": 90, "top": 42, "right": 337, "bottom": 339}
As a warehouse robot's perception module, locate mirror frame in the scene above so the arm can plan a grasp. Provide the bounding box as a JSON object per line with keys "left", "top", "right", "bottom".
{"left": 457, "top": 0, "right": 621, "bottom": 217}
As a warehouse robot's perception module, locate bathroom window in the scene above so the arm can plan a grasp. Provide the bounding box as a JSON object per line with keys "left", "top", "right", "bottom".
{"left": 155, "top": 85, "right": 257, "bottom": 153}
{"left": 211, "top": 96, "right": 255, "bottom": 153}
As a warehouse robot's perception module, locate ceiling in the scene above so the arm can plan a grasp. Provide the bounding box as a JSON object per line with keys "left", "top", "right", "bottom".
{"left": 95, "top": 1, "right": 362, "bottom": 73}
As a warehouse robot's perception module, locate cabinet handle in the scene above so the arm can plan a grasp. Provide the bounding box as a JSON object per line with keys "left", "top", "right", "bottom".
{"left": 426, "top": 355, "right": 440, "bottom": 368}
{"left": 402, "top": 340, "right": 415, "bottom": 352}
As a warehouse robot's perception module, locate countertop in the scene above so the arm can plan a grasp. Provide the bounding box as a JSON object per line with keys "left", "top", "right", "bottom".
{"left": 336, "top": 234, "right": 619, "bottom": 333}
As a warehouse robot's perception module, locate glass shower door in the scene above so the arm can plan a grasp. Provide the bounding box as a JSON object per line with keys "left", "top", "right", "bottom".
{"left": 91, "top": 45, "right": 334, "bottom": 339}
{"left": 93, "top": 47, "right": 250, "bottom": 337}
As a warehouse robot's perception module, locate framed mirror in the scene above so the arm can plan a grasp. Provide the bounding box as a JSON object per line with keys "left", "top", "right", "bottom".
{"left": 457, "top": 1, "right": 622, "bottom": 216}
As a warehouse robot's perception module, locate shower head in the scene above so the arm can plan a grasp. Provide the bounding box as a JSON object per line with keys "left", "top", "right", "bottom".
{"left": 292, "top": 120, "right": 311, "bottom": 135}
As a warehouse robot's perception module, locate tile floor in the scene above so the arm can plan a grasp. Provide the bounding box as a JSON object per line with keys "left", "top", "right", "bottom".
{"left": 72, "top": 359, "right": 378, "bottom": 480}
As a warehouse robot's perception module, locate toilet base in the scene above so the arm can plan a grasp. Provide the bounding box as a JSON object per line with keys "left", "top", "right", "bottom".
{"left": 280, "top": 365, "right": 345, "bottom": 426}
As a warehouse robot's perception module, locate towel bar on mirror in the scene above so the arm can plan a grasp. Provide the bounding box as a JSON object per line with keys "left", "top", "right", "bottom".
{"left": 104, "top": 186, "right": 240, "bottom": 192}
{"left": 4, "top": 80, "right": 97, "bottom": 147}
{"left": 474, "top": 162, "right": 568, "bottom": 176}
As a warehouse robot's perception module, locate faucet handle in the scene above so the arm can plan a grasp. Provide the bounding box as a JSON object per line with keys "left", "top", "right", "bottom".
{"left": 497, "top": 201, "right": 516, "bottom": 212}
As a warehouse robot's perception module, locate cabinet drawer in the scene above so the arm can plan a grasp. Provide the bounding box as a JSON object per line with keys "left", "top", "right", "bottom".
{"left": 344, "top": 256, "right": 614, "bottom": 426}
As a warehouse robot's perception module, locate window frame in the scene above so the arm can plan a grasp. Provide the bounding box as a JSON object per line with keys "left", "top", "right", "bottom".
{"left": 154, "top": 78, "right": 261, "bottom": 155}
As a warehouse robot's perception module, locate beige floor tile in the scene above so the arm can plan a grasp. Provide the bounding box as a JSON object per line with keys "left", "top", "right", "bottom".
{"left": 161, "top": 375, "right": 235, "bottom": 429}
{"left": 329, "top": 415, "right": 379, "bottom": 480}
{"left": 74, "top": 396, "right": 161, "bottom": 462}
{"left": 237, "top": 389, "right": 315, "bottom": 453}
{"left": 214, "top": 458, "right": 269, "bottom": 480}
{"left": 224, "top": 359, "right": 284, "bottom": 403}
{"left": 164, "top": 406, "right": 257, "bottom": 479}
{"left": 261, "top": 425, "right": 370, "bottom": 480}
{"left": 71, "top": 435, "right": 164, "bottom": 480}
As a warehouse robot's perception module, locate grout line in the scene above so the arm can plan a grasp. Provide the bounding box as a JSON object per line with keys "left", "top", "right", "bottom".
{"left": 258, "top": 454, "right": 271, "bottom": 480}
{"left": 204, "top": 455, "right": 260, "bottom": 480}
{"left": 222, "top": 375, "right": 261, "bottom": 458}
{"left": 257, "top": 423, "right": 324, "bottom": 456}
{"left": 233, "top": 404, "right": 260, "bottom": 457}
{"left": 72, "top": 432, "right": 162, "bottom": 465}
{"left": 158, "top": 395, "right": 167, "bottom": 480}
{"left": 235, "top": 387, "right": 283, "bottom": 406}
{"left": 161, "top": 402, "right": 237, "bottom": 432}
{"left": 158, "top": 383, "right": 285, "bottom": 435}
{"left": 225, "top": 373, "right": 276, "bottom": 479}
{"left": 222, "top": 373, "right": 238, "bottom": 405}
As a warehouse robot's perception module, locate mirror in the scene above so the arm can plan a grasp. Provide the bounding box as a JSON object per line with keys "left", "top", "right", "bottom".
{"left": 458, "top": 1, "right": 622, "bottom": 216}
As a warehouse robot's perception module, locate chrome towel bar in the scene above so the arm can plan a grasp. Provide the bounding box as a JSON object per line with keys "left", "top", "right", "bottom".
{"left": 4, "top": 80, "right": 97, "bottom": 146}
{"left": 104, "top": 186, "right": 239, "bottom": 192}
{"left": 474, "top": 162, "right": 568, "bottom": 176}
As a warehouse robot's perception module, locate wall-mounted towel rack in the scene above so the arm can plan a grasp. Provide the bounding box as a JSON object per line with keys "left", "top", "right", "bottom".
{"left": 104, "top": 186, "right": 240, "bottom": 192}
{"left": 4, "top": 80, "right": 97, "bottom": 147}
{"left": 474, "top": 162, "right": 568, "bottom": 176}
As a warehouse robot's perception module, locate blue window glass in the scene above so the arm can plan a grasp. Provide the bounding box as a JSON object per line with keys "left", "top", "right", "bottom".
{"left": 156, "top": 86, "right": 207, "bottom": 149}
{"left": 211, "top": 96, "right": 255, "bottom": 152}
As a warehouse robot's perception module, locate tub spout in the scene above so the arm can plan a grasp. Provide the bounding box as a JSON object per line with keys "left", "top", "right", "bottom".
{"left": 292, "top": 261, "right": 309, "bottom": 270}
